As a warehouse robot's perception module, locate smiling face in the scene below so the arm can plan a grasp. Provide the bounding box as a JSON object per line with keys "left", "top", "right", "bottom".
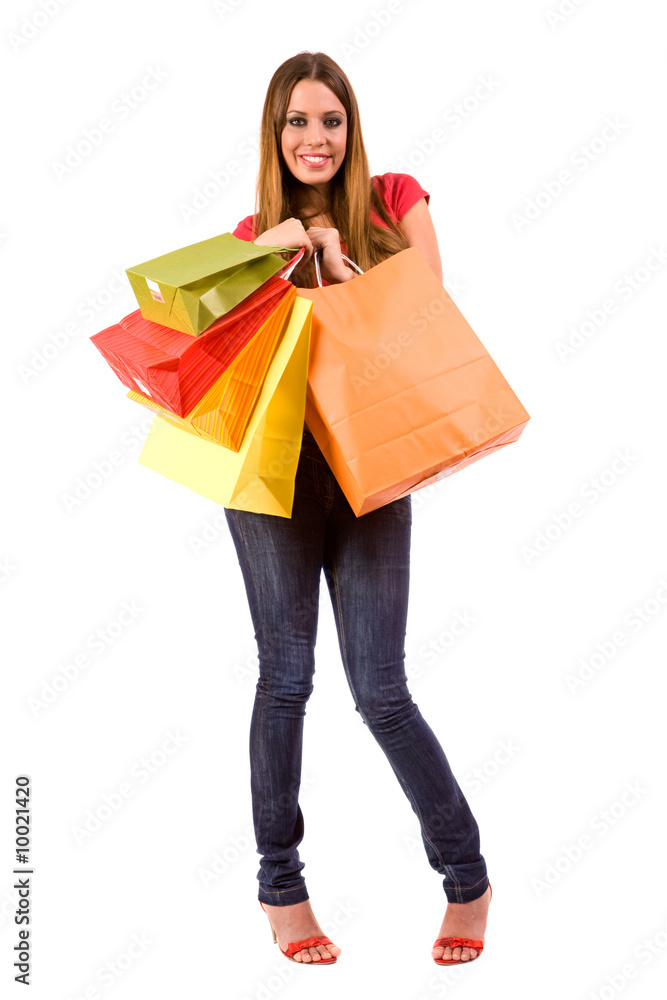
{"left": 280, "top": 79, "right": 347, "bottom": 199}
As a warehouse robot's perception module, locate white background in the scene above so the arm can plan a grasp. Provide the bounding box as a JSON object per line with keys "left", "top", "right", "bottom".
{"left": 2, "top": 0, "right": 666, "bottom": 997}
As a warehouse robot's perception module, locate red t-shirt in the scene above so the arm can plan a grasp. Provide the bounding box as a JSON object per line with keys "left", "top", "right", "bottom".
{"left": 231, "top": 172, "right": 430, "bottom": 282}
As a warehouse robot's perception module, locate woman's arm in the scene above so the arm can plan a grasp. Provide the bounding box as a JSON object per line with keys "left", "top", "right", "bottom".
{"left": 396, "top": 198, "right": 443, "bottom": 283}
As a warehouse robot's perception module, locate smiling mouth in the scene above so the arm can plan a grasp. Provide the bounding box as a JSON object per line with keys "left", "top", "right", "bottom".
{"left": 298, "top": 154, "right": 330, "bottom": 163}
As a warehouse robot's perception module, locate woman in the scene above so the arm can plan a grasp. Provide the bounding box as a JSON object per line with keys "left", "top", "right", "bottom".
{"left": 228, "top": 51, "right": 492, "bottom": 966}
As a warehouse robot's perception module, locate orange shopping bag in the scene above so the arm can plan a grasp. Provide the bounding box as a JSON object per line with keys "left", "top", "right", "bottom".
{"left": 297, "top": 247, "right": 530, "bottom": 516}
{"left": 125, "top": 282, "right": 295, "bottom": 451}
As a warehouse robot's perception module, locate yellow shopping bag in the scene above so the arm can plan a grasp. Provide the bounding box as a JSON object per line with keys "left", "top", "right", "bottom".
{"left": 136, "top": 296, "right": 312, "bottom": 516}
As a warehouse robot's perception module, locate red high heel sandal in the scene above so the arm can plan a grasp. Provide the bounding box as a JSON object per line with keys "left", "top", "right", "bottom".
{"left": 432, "top": 881, "right": 492, "bottom": 966}
{"left": 259, "top": 901, "right": 338, "bottom": 965}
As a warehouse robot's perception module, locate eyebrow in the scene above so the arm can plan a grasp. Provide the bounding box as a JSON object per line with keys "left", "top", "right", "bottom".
{"left": 286, "top": 110, "right": 346, "bottom": 116}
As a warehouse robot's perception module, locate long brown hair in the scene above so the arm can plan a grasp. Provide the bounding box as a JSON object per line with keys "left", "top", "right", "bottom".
{"left": 252, "top": 51, "right": 409, "bottom": 284}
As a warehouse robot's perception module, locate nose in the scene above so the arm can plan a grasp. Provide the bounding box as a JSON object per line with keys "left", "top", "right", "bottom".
{"left": 303, "top": 121, "right": 325, "bottom": 146}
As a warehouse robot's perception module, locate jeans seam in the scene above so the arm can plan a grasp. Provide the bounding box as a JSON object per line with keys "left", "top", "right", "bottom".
{"left": 260, "top": 885, "right": 306, "bottom": 896}
{"left": 331, "top": 569, "right": 349, "bottom": 686}
{"left": 228, "top": 508, "right": 245, "bottom": 543}
{"left": 444, "top": 864, "right": 462, "bottom": 901}
{"left": 393, "top": 761, "right": 447, "bottom": 871}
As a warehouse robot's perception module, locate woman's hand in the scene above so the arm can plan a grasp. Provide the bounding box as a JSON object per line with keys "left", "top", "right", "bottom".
{"left": 254, "top": 220, "right": 355, "bottom": 284}
{"left": 305, "top": 227, "right": 356, "bottom": 284}
{"left": 254, "top": 218, "right": 314, "bottom": 260}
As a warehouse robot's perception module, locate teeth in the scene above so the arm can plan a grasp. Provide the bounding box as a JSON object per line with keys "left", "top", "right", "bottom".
{"left": 301, "top": 155, "right": 328, "bottom": 162}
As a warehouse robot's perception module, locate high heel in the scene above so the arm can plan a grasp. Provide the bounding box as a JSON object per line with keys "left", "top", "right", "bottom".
{"left": 259, "top": 900, "right": 338, "bottom": 965}
{"left": 432, "top": 881, "right": 492, "bottom": 966}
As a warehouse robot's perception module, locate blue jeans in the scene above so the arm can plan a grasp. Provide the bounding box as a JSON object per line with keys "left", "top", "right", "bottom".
{"left": 224, "top": 426, "right": 488, "bottom": 905}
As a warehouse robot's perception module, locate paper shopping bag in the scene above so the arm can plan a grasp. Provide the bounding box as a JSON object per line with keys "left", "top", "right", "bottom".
{"left": 126, "top": 283, "right": 294, "bottom": 451}
{"left": 126, "top": 234, "right": 300, "bottom": 335}
{"left": 136, "top": 295, "right": 312, "bottom": 516}
{"left": 91, "top": 274, "right": 293, "bottom": 417}
{"left": 297, "top": 246, "right": 530, "bottom": 516}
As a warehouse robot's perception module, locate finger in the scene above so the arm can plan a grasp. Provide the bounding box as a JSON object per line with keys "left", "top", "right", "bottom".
{"left": 302, "top": 233, "right": 314, "bottom": 262}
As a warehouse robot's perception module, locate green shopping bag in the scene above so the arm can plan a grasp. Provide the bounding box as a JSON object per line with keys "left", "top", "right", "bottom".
{"left": 126, "top": 233, "right": 300, "bottom": 336}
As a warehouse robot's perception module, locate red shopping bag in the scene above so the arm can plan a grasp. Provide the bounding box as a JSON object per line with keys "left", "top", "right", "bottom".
{"left": 91, "top": 250, "right": 304, "bottom": 417}
{"left": 125, "top": 284, "right": 296, "bottom": 451}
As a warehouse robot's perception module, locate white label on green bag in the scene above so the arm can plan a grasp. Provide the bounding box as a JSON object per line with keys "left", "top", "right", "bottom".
{"left": 146, "top": 277, "right": 164, "bottom": 302}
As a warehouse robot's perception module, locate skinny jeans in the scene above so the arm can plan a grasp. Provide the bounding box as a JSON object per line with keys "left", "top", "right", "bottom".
{"left": 224, "top": 426, "right": 488, "bottom": 905}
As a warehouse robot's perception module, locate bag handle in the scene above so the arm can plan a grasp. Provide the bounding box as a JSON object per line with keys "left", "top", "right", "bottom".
{"left": 274, "top": 246, "right": 306, "bottom": 281}
{"left": 313, "top": 248, "right": 365, "bottom": 287}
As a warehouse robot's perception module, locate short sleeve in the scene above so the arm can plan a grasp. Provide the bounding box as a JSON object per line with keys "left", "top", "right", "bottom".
{"left": 232, "top": 215, "right": 258, "bottom": 241}
{"left": 373, "top": 172, "right": 430, "bottom": 223}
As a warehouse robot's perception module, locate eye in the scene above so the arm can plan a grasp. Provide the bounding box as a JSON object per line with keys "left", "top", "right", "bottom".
{"left": 286, "top": 117, "right": 343, "bottom": 127}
